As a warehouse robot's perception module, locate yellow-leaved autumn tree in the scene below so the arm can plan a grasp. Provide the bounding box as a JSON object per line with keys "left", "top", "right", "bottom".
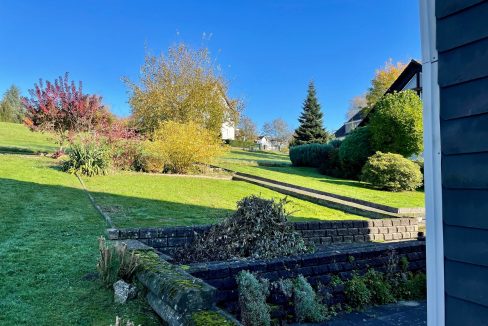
{"left": 142, "top": 121, "right": 225, "bottom": 174}
{"left": 366, "top": 59, "right": 407, "bottom": 108}
{"left": 125, "top": 43, "right": 241, "bottom": 135}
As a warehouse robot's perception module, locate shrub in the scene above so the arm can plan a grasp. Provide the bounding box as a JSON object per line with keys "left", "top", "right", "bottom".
{"left": 328, "top": 138, "right": 343, "bottom": 149}
{"left": 363, "top": 269, "right": 395, "bottom": 305}
{"left": 344, "top": 272, "right": 372, "bottom": 309}
{"left": 111, "top": 139, "right": 143, "bottom": 171}
{"left": 236, "top": 271, "right": 270, "bottom": 326}
{"left": 96, "top": 236, "right": 140, "bottom": 288}
{"left": 293, "top": 275, "right": 327, "bottom": 322}
{"left": 145, "top": 121, "right": 224, "bottom": 174}
{"left": 338, "top": 127, "right": 374, "bottom": 179}
{"left": 136, "top": 149, "right": 165, "bottom": 173}
{"left": 63, "top": 135, "right": 111, "bottom": 176}
{"left": 361, "top": 152, "right": 422, "bottom": 191}
{"left": 369, "top": 90, "right": 423, "bottom": 157}
{"left": 289, "top": 143, "right": 333, "bottom": 167}
{"left": 173, "top": 196, "right": 310, "bottom": 263}
{"left": 318, "top": 146, "right": 343, "bottom": 178}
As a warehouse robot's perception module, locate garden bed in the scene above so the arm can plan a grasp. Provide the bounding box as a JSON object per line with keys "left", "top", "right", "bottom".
{"left": 118, "top": 236, "right": 425, "bottom": 325}
{"left": 111, "top": 218, "right": 424, "bottom": 325}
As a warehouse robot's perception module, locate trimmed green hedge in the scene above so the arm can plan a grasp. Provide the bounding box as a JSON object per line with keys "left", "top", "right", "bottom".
{"left": 289, "top": 143, "right": 334, "bottom": 168}
{"left": 338, "top": 127, "right": 374, "bottom": 179}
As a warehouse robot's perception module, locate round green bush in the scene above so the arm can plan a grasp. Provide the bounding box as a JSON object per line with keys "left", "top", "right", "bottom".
{"left": 289, "top": 143, "right": 333, "bottom": 167}
{"left": 338, "top": 127, "right": 374, "bottom": 179}
{"left": 369, "top": 90, "right": 423, "bottom": 157}
{"left": 361, "top": 152, "right": 423, "bottom": 191}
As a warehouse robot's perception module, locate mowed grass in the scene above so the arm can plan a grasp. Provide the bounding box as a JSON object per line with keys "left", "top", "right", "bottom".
{"left": 0, "top": 155, "right": 160, "bottom": 325}
{"left": 219, "top": 148, "right": 291, "bottom": 166}
{"left": 216, "top": 148, "right": 425, "bottom": 208}
{"left": 82, "top": 172, "right": 365, "bottom": 228}
{"left": 0, "top": 122, "right": 57, "bottom": 153}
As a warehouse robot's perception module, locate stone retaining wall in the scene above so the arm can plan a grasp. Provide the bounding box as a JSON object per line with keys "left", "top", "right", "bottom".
{"left": 187, "top": 240, "right": 426, "bottom": 315}
{"left": 120, "top": 242, "right": 239, "bottom": 326}
{"left": 108, "top": 219, "right": 419, "bottom": 254}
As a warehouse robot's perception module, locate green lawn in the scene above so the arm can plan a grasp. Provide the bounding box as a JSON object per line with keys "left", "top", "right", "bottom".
{"left": 216, "top": 149, "right": 425, "bottom": 208}
{"left": 220, "top": 148, "right": 291, "bottom": 166}
{"left": 0, "top": 154, "right": 160, "bottom": 325}
{"left": 82, "top": 172, "right": 364, "bottom": 228}
{"left": 0, "top": 121, "right": 57, "bottom": 153}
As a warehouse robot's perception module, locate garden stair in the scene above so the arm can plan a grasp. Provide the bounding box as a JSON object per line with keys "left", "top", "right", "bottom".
{"left": 232, "top": 172, "right": 414, "bottom": 219}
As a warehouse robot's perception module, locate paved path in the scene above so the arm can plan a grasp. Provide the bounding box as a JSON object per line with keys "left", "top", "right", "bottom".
{"left": 314, "top": 300, "right": 426, "bottom": 326}
{"left": 233, "top": 173, "right": 403, "bottom": 219}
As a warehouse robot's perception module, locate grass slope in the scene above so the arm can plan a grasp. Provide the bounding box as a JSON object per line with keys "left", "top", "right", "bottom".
{"left": 82, "top": 172, "right": 364, "bottom": 228}
{"left": 0, "top": 122, "right": 57, "bottom": 153}
{"left": 0, "top": 155, "right": 159, "bottom": 325}
{"left": 216, "top": 149, "right": 425, "bottom": 208}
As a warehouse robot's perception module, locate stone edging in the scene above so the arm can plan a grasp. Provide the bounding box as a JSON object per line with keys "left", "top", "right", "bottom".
{"left": 117, "top": 239, "right": 240, "bottom": 326}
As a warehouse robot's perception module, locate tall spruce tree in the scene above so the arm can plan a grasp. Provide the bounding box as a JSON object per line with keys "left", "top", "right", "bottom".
{"left": 0, "top": 85, "right": 23, "bottom": 123}
{"left": 292, "top": 82, "right": 329, "bottom": 146}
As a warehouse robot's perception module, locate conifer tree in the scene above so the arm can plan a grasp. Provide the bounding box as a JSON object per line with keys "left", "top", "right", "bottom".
{"left": 292, "top": 82, "right": 329, "bottom": 146}
{"left": 0, "top": 85, "right": 23, "bottom": 123}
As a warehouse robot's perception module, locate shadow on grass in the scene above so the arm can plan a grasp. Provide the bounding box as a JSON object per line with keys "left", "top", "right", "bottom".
{"left": 0, "top": 177, "right": 333, "bottom": 229}
{"left": 0, "top": 146, "right": 39, "bottom": 155}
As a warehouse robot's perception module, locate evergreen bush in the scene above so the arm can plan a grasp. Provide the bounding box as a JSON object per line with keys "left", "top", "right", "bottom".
{"left": 361, "top": 152, "right": 422, "bottom": 191}
{"left": 338, "top": 127, "right": 374, "bottom": 179}
{"left": 236, "top": 271, "right": 270, "bottom": 326}
{"left": 293, "top": 275, "right": 328, "bottom": 322}
{"left": 289, "top": 143, "right": 334, "bottom": 167}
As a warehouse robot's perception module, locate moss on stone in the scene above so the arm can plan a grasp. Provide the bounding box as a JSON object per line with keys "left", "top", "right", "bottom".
{"left": 191, "top": 310, "right": 234, "bottom": 326}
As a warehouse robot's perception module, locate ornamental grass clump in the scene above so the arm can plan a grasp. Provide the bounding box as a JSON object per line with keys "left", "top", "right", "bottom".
{"left": 97, "top": 236, "right": 140, "bottom": 288}
{"left": 174, "top": 196, "right": 311, "bottom": 263}
{"left": 63, "top": 135, "right": 111, "bottom": 176}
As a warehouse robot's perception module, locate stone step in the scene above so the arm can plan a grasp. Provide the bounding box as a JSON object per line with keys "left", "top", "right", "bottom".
{"left": 233, "top": 174, "right": 404, "bottom": 220}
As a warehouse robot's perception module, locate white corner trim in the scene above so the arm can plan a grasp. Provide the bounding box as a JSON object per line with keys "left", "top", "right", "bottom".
{"left": 419, "top": 0, "right": 445, "bottom": 325}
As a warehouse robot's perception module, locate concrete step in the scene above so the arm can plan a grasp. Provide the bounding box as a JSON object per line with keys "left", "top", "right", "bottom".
{"left": 233, "top": 174, "right": 404, "bottom": 220}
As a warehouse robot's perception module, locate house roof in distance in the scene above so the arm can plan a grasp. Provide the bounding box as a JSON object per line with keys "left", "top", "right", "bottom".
{"left": 334, "top": 59, "right": 422, "bottom": 138}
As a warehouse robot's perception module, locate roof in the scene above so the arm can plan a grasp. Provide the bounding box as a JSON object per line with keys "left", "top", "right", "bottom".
{"left": 334, "top": 59, "right": 422, "bottom": 138}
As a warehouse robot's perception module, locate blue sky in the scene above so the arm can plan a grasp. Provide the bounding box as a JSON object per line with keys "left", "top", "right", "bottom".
{"left": 0, "top": 0, "right": 420, "bottom": 132}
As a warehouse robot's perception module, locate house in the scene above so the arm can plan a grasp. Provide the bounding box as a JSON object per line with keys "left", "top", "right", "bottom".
{"left": 421, "top": 0, "right": 488, "bottom": 324}
{"left": 220, "top": 96, "right": 237, "bottom": 141}
{"left": 221, "top": 121, "right": 235, "bottom": 141}
{"left": 334, "top": 59, "right": 422, "bottom": 140}
{"left": 255, "top": 136, "right": 285, "bottom": 151}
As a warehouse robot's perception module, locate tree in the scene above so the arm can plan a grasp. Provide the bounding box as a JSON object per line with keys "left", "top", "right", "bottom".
{"left": 263, "top": 118, "right": 292, "bottom": 146}
{"left": 23, "top": 73, "right": 105, "bottom": 135}
{"left": 125, "top": 43, "right": 242, "bottom": 135}
{"left": 237, "top": 115, "right": 257, "bottom": 142}
{"left": 366, "top": 59, "right": 407, "bottom": 108}
{"left": 0, "top": 85, "right": 23, "bottom": 123}
{"left": 369, "top": 90, "right": 423, "bottom": 157}
{"left": 292, "top": 82, "right": 329, "bottom": 146}
{"left": 346, "top": 95, "right": 367, "bottom": 120}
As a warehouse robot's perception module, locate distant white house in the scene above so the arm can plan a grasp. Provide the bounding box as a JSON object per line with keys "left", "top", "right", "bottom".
{"left": 256, "top": 136, "right": 284, "bottom": 151}
{"left": 221, "top": 121, "right": 235, "bottom": 141}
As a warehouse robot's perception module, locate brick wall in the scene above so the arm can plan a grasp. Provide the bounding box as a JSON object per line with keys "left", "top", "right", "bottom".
{"left": 187, "top": 240, "right": 426, "bottom": 315}
{"left": 108, "top": 218, "right": 419, "bottom": 254}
